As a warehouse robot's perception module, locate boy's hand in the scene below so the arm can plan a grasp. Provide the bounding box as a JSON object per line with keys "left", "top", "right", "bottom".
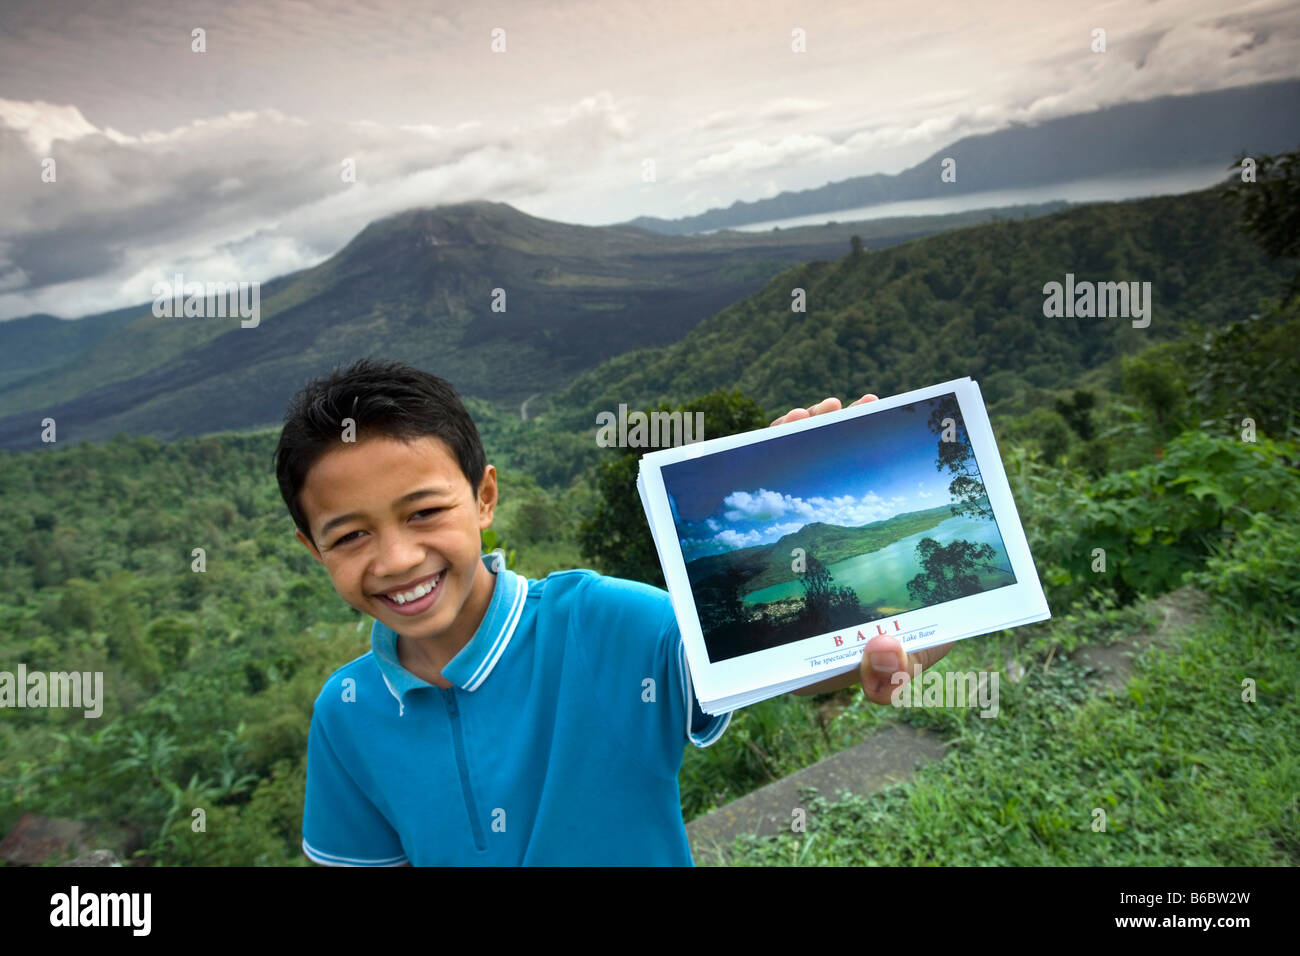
{"left": 859, "top": 636, "right": 952, "bottom": 706}
{"left": 769, "top": 393, "right": 877, "bottom": 427}
{"left": 770, "top": 392, "right": 953, "bottom": 703}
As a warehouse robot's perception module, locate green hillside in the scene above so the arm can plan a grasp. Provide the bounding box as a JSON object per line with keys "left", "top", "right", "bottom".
{"left": 539, "top": 185, "right": 1293, "bottom": 433}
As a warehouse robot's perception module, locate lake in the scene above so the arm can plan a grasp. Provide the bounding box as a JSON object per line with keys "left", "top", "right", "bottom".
{"left": 741, "top": 512, "right": 1015, "bottom": 611}
{"left": 718, "top": 165, "right": 1229, "bottom": 234}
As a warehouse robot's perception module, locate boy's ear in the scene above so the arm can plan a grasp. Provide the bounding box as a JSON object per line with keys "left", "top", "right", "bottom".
{"left": 295, "top": 528, "right": 324, "bottom": 565}
{"left": 477, "top": 464, "right": 498, "bottom": 527}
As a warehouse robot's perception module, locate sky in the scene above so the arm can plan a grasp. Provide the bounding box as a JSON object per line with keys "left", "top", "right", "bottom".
{"left": 1, "top": 0, "right": 1297, "bottom": 321}
{"left": 664, "top": 396, "right": 970, "bottom": 561}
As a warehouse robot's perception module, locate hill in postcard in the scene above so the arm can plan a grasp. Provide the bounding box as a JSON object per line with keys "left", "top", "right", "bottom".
{"left": 684, "top": 502, "right": 957, "bottom": 593}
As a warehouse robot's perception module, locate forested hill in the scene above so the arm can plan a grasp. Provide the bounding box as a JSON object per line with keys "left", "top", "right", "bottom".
{"left": 541, "top": 184, "right": 1294, "bottom": 431}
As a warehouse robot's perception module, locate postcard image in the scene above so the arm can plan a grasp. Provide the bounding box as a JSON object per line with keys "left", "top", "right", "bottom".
{"left": 638, "top": 378, "right": 1049, "bottom": 711}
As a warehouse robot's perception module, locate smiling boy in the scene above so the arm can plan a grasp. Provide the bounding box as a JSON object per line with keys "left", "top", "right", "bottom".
{"left": 276, "top": 358, "right": 949, "bottom": 866}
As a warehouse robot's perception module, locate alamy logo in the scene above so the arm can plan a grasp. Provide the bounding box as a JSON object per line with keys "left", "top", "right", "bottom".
{"left": 1042, "top": 273, "right": 1151, "bottom": 328}
{"left": 151, "top": 272, "right": 260, "bottom": 328}
{"left": 890, "top": 664, "right": 1000, "bottom": 718}
{"left": 0, "top": 664, "right": 103, "bottom": 718}
{"left": 595, "top": 404, "right": 705, "bottom": 448}
{"left": 50, "top": 885, "right": 151, "bottom": 935}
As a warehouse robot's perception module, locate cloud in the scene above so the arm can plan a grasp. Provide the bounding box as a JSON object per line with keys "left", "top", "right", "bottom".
{"left": 0, "top": 91, "right": 637, "bottom": 319}
{"left": 759, "top": 97, "right": 831, "bottom": 122}
{"left": 0, "top": 98, "right": 123, "bottom": 154}
{"left": 705, "top": 486, "right": 896, "bottom": 555}
{"left": 678, "top": 134, "right": 839, "bottom": 182}
{"left": 714, "top": 528, "right": 768, "bottom": 550}
{"left": 722, "top": 488, "right": 792, "bottom": 522}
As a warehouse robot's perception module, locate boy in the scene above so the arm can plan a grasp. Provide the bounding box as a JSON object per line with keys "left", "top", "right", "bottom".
{"left": 275, "top": 358, "right": 950, "bottom": 866}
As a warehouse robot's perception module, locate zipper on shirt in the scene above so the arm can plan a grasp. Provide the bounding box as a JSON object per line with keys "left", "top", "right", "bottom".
{"left": 443, "top": 687, "right": 487, "bottom": 852}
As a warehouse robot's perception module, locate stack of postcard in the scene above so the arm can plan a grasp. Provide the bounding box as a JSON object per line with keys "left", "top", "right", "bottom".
{"left": 636, "top": 377, "right": 1051, "bottom": 715}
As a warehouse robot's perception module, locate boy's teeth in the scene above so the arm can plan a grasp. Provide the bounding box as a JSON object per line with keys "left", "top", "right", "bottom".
{"left": 389, "top": 571, "right": 442, "bottom": 605}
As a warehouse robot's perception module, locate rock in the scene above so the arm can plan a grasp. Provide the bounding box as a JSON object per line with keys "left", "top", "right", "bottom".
{"left": 0, "top": 813, "right": 89, "bottom": 865}
{"left": 60, "top": 849, "right": 124, "bottom": 867}
{"left": 0, "top": 813, "right": 142, "bottom": 865}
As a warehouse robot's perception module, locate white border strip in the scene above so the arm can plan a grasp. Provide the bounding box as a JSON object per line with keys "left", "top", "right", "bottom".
{"left": 302, "top": 837, "right": 408, "bottom": 867}
{"left": 678, "top": 637, "right": 732, "bottom": 747}
{"left": 464, "top": 571, "right": 528, "bottom": 691}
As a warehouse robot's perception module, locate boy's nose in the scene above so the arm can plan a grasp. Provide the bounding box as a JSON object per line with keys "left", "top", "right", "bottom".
{"left": 370, "top": 532, "right": 429, "bottom": 579}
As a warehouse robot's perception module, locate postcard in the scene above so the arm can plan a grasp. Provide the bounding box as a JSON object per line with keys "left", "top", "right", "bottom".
{"left": 636, "top": 377, "right": 1051, "bottom": 714}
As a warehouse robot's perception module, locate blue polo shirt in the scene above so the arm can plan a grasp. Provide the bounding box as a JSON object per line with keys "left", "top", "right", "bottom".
{"left": 301, "top": 553, "right": 732, "bottom": 866}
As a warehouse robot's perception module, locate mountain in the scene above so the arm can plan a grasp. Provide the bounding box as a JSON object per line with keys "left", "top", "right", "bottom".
{"left": 0, "top": 199, "right": 1065, "bottom": 451}
{"left": 0, "top": 307, "right": 142, "bottom": 390}
{"left": 622, "top": 79, "right": 1300, "bottom": 235}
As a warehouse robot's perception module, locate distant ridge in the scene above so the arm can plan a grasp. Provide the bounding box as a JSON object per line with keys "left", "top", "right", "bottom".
{"left": 622, "top": 79, "right": 1300, "bottom": 235}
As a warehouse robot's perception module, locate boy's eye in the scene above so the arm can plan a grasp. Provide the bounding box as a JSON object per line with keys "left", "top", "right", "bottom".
{"left": 328, "top": 509, "right": 444, "bottom": 548}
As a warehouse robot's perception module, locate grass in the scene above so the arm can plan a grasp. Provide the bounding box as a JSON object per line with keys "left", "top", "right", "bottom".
{"left": 681, "top": 591, "right": 1298, "bottom": 865}
{"left": 678, "top": 596, "right": 1162, "bottom": 821}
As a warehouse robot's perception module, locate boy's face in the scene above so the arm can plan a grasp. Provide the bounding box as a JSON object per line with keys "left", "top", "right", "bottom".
{"left": 295, "top": 434, "right": 497, "bottom": 642}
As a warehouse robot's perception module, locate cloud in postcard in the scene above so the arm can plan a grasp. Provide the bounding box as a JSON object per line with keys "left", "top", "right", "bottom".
{"left": 680, "top": 486, "right": 904, "bottom": 560}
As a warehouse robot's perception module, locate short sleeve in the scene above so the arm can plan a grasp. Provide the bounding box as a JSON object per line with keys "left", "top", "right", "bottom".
{"left": 666, "top": 616, "right": 733, "bottom": 748}
{"left": 572, "top": 572, "right": 732, "bottom": 778}
{"left": 302, "top": 709, "right": 408, "bottom": 866}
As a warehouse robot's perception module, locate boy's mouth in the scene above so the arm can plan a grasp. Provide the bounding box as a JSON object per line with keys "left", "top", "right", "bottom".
{"left": 373, "top": 569, "right": 447, "bottom": 616}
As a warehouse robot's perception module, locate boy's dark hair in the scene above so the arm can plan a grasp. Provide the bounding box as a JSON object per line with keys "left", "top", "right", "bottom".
{"left": 274, "top": 358, "right": 487, "bottom": 544}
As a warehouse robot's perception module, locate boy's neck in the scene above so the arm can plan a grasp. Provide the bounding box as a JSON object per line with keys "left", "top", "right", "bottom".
{"left": 396, "top": 562, "right": 497, "bottom": 690}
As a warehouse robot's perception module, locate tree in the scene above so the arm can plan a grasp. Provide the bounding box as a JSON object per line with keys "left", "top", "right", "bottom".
{"left": 1054, "top": 389, "right": 1096, "bottom": 441}
{"left": 850, "top": 235, "right": 864, "bottom": 259}
{"left": 799, "top": 554, "right": 833, "bottom": 607}
{"left": 697, "top": 562, "right": 751, "bottom": 633}
{"left": 1224, "top": 148, "right": 1300, "bottom": 301}
{"left": 797, "top": 553, "right": 862, "bottom": 631}
{"left": 578, "top": 389, "right": 769, "bottom": 586}
{"left": 906, "top": 538, "right": 1000, "bottom": 605}
{"left": 927, "top": 394, "right": 992, "bottom": 520}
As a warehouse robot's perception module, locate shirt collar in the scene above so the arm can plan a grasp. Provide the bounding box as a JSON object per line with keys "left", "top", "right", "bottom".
{"left": 370, "top": 552, "right": 527, "bottom": 712}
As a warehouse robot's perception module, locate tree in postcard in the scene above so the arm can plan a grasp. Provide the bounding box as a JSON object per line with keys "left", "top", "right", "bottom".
{"left": 906, "top": 538, "right": 1000, "bottom": 605}
{"left": 905, "top": 394, "right": 1010, "bottom": 606}
{"left": 696, "top": 561, "right": 751, "bottom": 634}
{"left": 797, "top": 553, "right": 864, "bottom": 632}
{"left": 928, "top": 394, "right": 992, "bottom": 520}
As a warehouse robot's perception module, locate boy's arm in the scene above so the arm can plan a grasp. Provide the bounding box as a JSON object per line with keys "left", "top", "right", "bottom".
{"left": 772, "top": 395, "right": 952, "bottom": 705}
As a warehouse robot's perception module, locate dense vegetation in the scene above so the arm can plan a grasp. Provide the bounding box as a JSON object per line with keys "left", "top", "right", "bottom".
{"left": 1, "top": 153, "right": 1297, "bottom": 865}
